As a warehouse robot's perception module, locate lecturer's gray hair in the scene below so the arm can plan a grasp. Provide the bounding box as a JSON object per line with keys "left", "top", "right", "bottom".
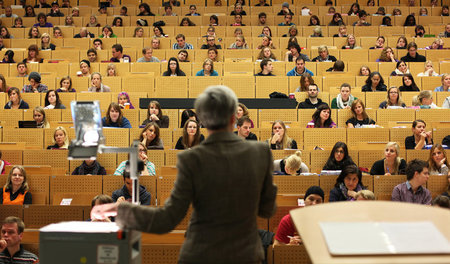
{"left": 194, "top": 85, "right": 238, "bottom": 130}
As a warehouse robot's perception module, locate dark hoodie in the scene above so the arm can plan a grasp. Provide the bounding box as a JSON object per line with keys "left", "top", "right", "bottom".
{"left": 112, "top": 184, "right": 151, "bottom": 205}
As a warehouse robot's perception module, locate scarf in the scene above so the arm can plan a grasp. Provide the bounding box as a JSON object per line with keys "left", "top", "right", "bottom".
{"left": 394, "top": 68, "right": 410, "bottom": 75}
{"left": 336, "top": 94, "right": 355, "bottom": 109}
{"left": 78, "top": 161, "right": 101, "bottom": 175}
{"left": 339, "top": 182, "right": 363, "bottom": 201}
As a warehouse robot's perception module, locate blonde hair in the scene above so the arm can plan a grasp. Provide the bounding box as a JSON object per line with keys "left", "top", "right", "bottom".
{"left": 285, "top": 151, "right": 303, "bottom": 175}
{"left": 318, "top": 45, "right": 328, "bottom": 54}
{"left": 33, "top": 106, "right": 50, "bottom": 128}
{"left": 412, "top": 90, "right": 432, "bottom": 106}
{"left": 384, "top": 142, "right": 402, "bottom": 175}
{"left": 106, "top": 63, "right": 117, "bottom": 76}
{"left": 52, "top": 126, "right": 69, "bottom": 149}
{"left": 386, "top": 86, "right": 404, "bottom": 106}
{"left": 355, "top": 190, "right": 375, "bottom": 200}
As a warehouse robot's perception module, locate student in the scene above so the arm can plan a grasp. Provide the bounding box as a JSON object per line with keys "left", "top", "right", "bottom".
{"left": 117, "top": 92, "right": 135, "bottom": 109}
{"left": 361, "top": 72, "right": 387, "bottom": 92}
{"left": 329, "top": 165, "right": 366, "bottom": 202}
{"left": 255, "top": 58, "right": 274, "bottom": 76}
{"left": 273, "top": 151, "right": 309, "bottom": 175}
{"left": 399, "top": 74, "right": 420, "bottom": 91}
{"left": 434, "top": 73, "right": 450, "bottom": 92}
{"left": 196, "top": 59, "right": 219, "bottom": 76}
{"left": 140, "top": 122, "right": 164, "bottom": 150}
{"left": 163, "top": 58, "right": 186, "bottom": 76}
{"left": 427, "top": 144, "right": 449, "bottom": 176}
{"left": 346, "top": 99, "right": 376, "bottom": 128}
{"left": 72, "top": 160, "right": 107, "bottom": 175}
{"left": 175, "top": 120, "right": 205, "bottom": 150}
{"left": 400, "top": 42, "right": 426, "bottom": 62}
{"left": 57, "top": 76, "right": 75, "bottom": 92}
{"left": 4, "top": 87, "right": 29, "bottom": 109}
{"left": 102, "top": 102, "right": 132, "bottom": 128}
{"left": 392, "top": 159, "right": 432, "bottom": 205}
{"left": 44, "top": 89, "right": 66, "bottom": 109}
{"left": 47, "top": 126, "right": 70, "bottom": 149}
{"left": 266, "top": 120, "right": 297, "bottom": 149}
{"left": 114, "top": 144, "right": 156, "bottom": 176}
{"left": 112, "top": 167, "right": 152, "bottom": 205}
{"left": 306, "top": 104, "right": 336, "bottom": 128}
{"left": 331, "top": 83, "right": 357, "bottom": 109}
{"left": 33, "top": 106, "right": 49, "bottom": 128}
{"left": 379, "top": 86, "right": 406, "bottom": 109}
{"left": 323, "top": 142, "right": 355, "bottom": 171}
{"left": 0, "top": 166, "right": 32, "bottom": 204}
{"left": 142, "top": 101, "right": 169, "bottom": 128}
{"left": 370, "top": 142, "right": 406, "bottom": 175}
{"left": 405, "top": 120, "right": 433, "bottom": 150}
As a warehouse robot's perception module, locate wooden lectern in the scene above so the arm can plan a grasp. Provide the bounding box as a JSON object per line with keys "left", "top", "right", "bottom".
{"left": 290, "top": 201, "right": 450, "bottom": 263}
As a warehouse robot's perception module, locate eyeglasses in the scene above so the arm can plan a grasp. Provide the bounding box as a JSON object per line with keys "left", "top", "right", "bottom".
{"left": 335, "top": 150, "right": 345, "bottom": 154}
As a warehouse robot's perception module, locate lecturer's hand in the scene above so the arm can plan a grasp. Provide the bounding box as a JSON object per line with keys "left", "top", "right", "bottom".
{"left": 91, "top": 203, "right": 119, "bottom": 221}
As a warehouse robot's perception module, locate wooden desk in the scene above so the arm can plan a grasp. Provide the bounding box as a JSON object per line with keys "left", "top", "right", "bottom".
{"left": 290, "top": 201, "right": 450, "bottom": 264}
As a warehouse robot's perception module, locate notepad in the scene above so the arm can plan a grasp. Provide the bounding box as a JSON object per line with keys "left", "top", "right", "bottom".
{"left": 320, "top": 221, "right": 450, "bottom": 255}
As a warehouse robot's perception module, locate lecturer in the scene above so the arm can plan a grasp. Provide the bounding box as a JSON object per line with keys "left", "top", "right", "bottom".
{"left": 92, "top": 85, "right": 277, "bottom": 264}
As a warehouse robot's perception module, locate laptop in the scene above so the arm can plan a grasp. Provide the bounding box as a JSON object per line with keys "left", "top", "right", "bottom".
{"left": 18, "top": 121, "right": 38, "bottom": 128}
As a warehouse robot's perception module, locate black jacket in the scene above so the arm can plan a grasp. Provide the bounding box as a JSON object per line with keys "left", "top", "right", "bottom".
{"left": 298, "top": 98, "right": 328, "bottom": 109}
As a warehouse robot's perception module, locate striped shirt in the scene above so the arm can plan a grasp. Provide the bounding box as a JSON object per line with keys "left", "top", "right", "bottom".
{"left": 0, "top": 247, "right": 39, "bottom": 263}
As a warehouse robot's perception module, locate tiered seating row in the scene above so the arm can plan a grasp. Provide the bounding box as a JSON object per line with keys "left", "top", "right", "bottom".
{"left": 1, "top": 106, "right": 449, "bottom": 129}
{"left": 1, "top": 144, "right": 449, "bottom": 175}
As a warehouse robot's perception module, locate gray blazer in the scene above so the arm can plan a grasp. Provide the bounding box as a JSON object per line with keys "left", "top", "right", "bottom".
{"left": 116, "top": 131, "right": 277, "bottom": 264}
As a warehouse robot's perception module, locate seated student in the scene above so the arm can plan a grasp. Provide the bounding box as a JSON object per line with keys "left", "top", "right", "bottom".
{"left": 102, "top": 102, "right": 132, "bottom": 128}
{"left": 256, "top": 36, "right": 276, "bottom": 49}
{"left": 369, "top": 36, "right": 385, "bottom": 50}
{"left": 196, "top": 59, "right": 219, "bottom": 76}
{"left": 0, "top": 166, "right": 32, "bottom": 204}
{"left": 434, "top": 73, "right": 450, "bottom": 92}
{"left": 323, "top": 142, "right": 355, "bottom": 170}
{"left": 229, "top": 35, "right": 248, "bottom": 49}
{"left": 34, "top": 12, "right": 53, "bottom": 27}
{"left": 255, "top": 58, "right": 275, "bottom": 76}
{"left": 114, "top": 144, "right": 156, "bottom": 176}
{"left": 79, "top": 60, "right": 91, "bottom": 77}
{"left": 90, "top": 194, "right": 115, "bottom": 222}
{"left": 99, "top": 25, "right": 117, "bottom": 38}
{"left": 266, "top": 120, "right": 297, "bottom": 149}
{"left": 311, "top": 45, "right": 337, "bottom": 62}
{"left": 392, "top": 159, "right": 432, "bottom": 205}
{"left": 346, "top": 99, "right": 376, "bottom": 128}
{"left": 412, "top": 90, "right": 438, "bottom": 109}
{"left": 141, "top": 101, "right": 169, "bottom": 128}
{"left": 230, "top": 14, "right": 245, "bottom": 26}
{"left": 57, "top": 76, "right": 76, "bottom": 92}
{"left": 306, "top": 104, "right": 336, "bottom": 128}
{"left": 40, "top": 33, "right": 55, "bottom": 50}
{"left": 294, "top": 73, "right": 314, "bottom": 92}
{"left": 331, "top": 83, "right": 357, "bottom": 109}
{"left": 47, "top": 126, "right": 69, "bottom": 149}
{"left": 230, "top": 3, "right": 246, "bottom": 16}
{"left": 401, "top": 42, "right": 426, "bottom": 62}
{"left": 175, "top": 120, "right": 205, "bottom": 150}
{"left": 180, "top": 109, "right": 199, "bottom": 128}
{"left": 329, "top": 165, "right": 366, "bottom": 202}
{"left": 0, "top": 150, "right": 11, "bottom": 175}
{"left": 377, "top": 47, "right": 397, "bottom": 62}
{"left": 235, "top": 103, "right": 254, "bottom": 128}
{"left": 72, "top": 160, "right": 107, "bottom": 175}
{"left": 285, "top": 43, "right": 310, "bottom": 62}
{"left": 137, "top": 47, "right": 160, "bottom": 62}
{"left": 277, "top": 2, "right": 294, "bottom": 16}
{"left": 405, "top": 120, "right": 433, "bottom": 150}
{"left": 16, "top": 62, "right": 28, "bottom": 77}
{"left": 417, "top": 60, "right": 440, "bottom": 77}
{"left": 140, "top": 122, "right": 164, "bottom": 150}
{"left": 172, "top": 34, "right": 193, "bottom": 50}
{"left": 333, "top": 25, "right": 347, "bottom": 37}
{"left": 2, "top": 50, "right": 15, "bottom": 64}
{"left": 379, "top": 86, "right": 407, "bottom": 109}
{"left": 33, "top": 106, "right": 50, "bottom": 128}
{"left": 117, "top": 92, "right": 135, "bottom": 109}
{"left": 352, "top": 10, "right": 371, "bottom": 26}
{"left": 177, "top": 50, "right": 189, "bottom": 63}
{"left": 257, "top": 47, "right": 277, "bottom": 62}
{"left": 370, "top": 142, "right": 407, "bottom": 175}
{"left": 88, "top": 73, "right": 111, "bottom": 92}
{"left": 432, "top": 195, "right": 450, "bottom": 208}
{"left": 273, "top": 150, "right": 309, "bottom": 175}
{"left": 341, "top": 34, "right": 360, "bottom": 49}
{"left": 112, "top": 165, "right": 151, "bottom": 205}
{"left": 326, "top": 60, "right": 345, "bottom": 72}
{"left": 234, "top": 116, "right": 257, "bottom": 140}
{"left": 355, "top": 190, "right": 376, "bottom": 201}
{"left": 4, "top": 87, "right": 29, "bottom": 109}
{"left": 93, "top": 38, "right": 103, "bottom": 50}
{"left": 163, "top": 58, "right": 186, "bottom": 76}
{"left": 74, "top": 27, "right": 95, "bottom": 38}
{"left": 427, "top": 144, "right": 449, "bottom": 176}
{"left": 274, "top": 186, "right": 324, "bottom": 245}
{"left": 361, "top": 72, "right": 387, "bottom": 92}
{"left": 44, "top": 90, "right": 66, "bottom": 109}
{"left": 87, "top": 49, "right": 98, "bottom": 63}
{"left": 110, "top": 44, "right": 131, "bottom": 62}
{"left": 22, "top": 72, "right": 48, "bottom": 93}
{"left": 298, "top": 84, "right": 327, "bottom": 109}
{"left": 390, "top": 60, "right": 410, "bottom": 76}
{"left": 278, "top": 14, "right": 295, "bottom": 26}
{"left": 399, "top": 74, "right": 420, "bottom": 91}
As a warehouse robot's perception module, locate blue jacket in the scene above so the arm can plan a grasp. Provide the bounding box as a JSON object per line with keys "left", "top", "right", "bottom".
{"left": 286, "top": 67, "right": 314, "bottom": 76}
{"left": 196, "top": 69, "right": 219, "bottom": 76}
{"left": 102, "top": 117, "right": 132, "bottom": 128}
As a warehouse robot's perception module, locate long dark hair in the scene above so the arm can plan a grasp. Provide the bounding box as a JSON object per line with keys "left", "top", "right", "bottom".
{"left": 105, "top": 102, "right": 123, "bottom": 126}
{"left": 166, "top": 57, "right": 183, "bottom": 75}
{"left": 334, "top": 164, "right": 363, "bottom": 188}
{"left": 180, "top": 109, "right": 198, "bottom": 128}
{"left": 365, "top": 71, "right": 385, "bottom": 88}
{"left": 182, "top": 120, "right": 201, "bottom": 149}
{"left": 44, "top": 89, "right": 63, "bottom": 108}
{"left": 402, "top": 74, "right": 419, "bottom": 91}
{"left": 324, "top": 142, "right": 355, "bottom": 170}
{"left": 312, "top": 104, "right": 333, "bottom": 128}
{"left": 139, "top": 122, "right": 161, "bottom": 148}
